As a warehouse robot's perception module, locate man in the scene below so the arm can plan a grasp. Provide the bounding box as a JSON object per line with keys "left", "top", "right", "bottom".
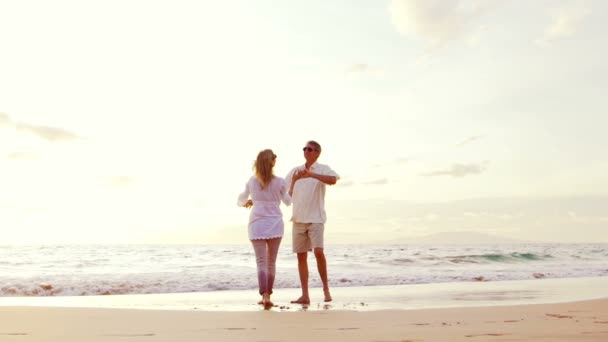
{"left": 286, "top": 140, "right": 339, "bottom": 304}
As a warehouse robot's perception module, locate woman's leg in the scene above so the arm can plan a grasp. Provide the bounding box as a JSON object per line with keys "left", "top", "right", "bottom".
{"left": 266, "top": 237, "right": 282, "bottom": 296}
{"left": 251, "top": 239, "right": 269, "bottom": 296}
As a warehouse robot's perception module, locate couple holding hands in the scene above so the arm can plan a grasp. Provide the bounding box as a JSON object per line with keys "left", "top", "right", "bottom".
{"left": 237, "top": 140, "right": 339, "bottom": 308}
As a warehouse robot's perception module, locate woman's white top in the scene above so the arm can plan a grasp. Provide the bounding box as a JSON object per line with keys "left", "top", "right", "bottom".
{"left": 237, "top": 176, "right": 292, "bottom": 240}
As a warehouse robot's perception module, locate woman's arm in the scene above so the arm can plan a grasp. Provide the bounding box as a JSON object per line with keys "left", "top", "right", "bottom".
{"left": 237, "top": 180, "right": 252, "bottom": 207}
{"left": 280, "top": 179, "right": 292, "bottom": 206}
{"left": 288, "top": 170, "right": 303, "bottom": 196}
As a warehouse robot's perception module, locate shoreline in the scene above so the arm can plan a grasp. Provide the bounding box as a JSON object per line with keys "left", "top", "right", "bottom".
{"left": 0, "top": 276, "right": 606, "bottom": 312}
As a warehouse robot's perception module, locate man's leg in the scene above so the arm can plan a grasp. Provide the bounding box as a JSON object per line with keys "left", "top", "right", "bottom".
{"left": 313, "top": 247, "right": 332, "bottom": 302}
{"left": 291, "top": 252, "right": 310, "bottom": 304}
{"left": 291, "top": 222, "right": 311, "bottom": 304}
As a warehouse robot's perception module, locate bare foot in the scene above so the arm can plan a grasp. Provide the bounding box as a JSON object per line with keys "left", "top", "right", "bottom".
{"left": 257, "top": 300, "right": 263, "bottom": 305}
{"left": 290, "top": 296, "right": 310, "bottom": 304}
{"left": 263, "top": 299, "right": 274, "bottom": 310}
{"left": 324, "top": 289, "right": 332, "bottom": 302}
{"left": 261, "top": 293, "right": 274, "bottom": 309}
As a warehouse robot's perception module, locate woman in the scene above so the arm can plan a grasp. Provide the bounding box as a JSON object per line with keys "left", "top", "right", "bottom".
{"left": 237, "top": 149, "right": 291, "bottom": 308}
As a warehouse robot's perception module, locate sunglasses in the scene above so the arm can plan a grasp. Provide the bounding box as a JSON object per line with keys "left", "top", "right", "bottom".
{"left": 302, "top": 147, "right": 318, "bottom": 152}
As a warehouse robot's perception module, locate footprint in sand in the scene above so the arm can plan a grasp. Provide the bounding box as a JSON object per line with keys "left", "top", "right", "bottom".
{"left": 546, "top": 313, "right": 574, "bottom": 319}
{"left": 0, "top": 333, "right": 28, "bottom": 336}
{"left": 374, "top": 340, "right": 424, "bottom": 342}
{"left": 371, "top": 340, "right": 419, "bottom": 342}
{"left": 101, "top": 333, "right": 155, "bottom": 337}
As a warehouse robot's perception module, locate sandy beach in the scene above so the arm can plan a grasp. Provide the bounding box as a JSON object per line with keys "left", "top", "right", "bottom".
{"left": 1, "top": 277, "right": 607, "bottom": 341}
{"left": 1, "top": 299, "right": 607, "bottom": 341}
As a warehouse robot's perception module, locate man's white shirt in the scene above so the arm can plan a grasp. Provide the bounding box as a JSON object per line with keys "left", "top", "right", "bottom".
{"left": 285, "top": 162, "right": 339, "bottom": 224}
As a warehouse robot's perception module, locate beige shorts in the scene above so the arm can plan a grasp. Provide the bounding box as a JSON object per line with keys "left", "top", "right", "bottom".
{"left": 292, "top": 222, "right": 325, "bottom": 253}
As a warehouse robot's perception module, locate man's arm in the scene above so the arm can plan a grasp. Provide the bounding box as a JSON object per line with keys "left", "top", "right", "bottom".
{"left": 299, "top": 169, "right": 337, "bottom": 185}
{"left": 311, "top": 173, "right": 336, "bottom": 185}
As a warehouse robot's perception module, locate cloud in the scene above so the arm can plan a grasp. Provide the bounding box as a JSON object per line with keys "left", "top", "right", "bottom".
{"left": 396, "top": 156, "right": 412, "bottom": 163}
{"left": 455, "top": 135, "right": 484, "bottom": 147}
{"left": 106, "top": 176, "right": 135, "bottom": 187}
{"left": 335, "top": 177, "right": 389, "bottom": 187}
{"left": 389, "top": 0, "right": 496, "bottom": 49}
{"left": 7, "top": 152, "right": 37, "bottom": 160}
{"left": 566, "top": 210, "right": 608, "bottom": 223}
{"left": 0, "top": 113, "right": 80, "bottom": 142}
{"left": 538, "top": 1, "right": 589, "bottom": 45}
{"left": 344, "top": 63, "right": 384, "bottom": 80}
{"left": 336, "top": 179, "right": 355, "bottom": 188}
{"left": 421, "top": 162, "right": 487, "bottom": 177}
{"left": 370, "top": 156, "right": 412, "bottom": 169}
{"left": 362, "top": 178, "right": 389, "bottom": 185}
{"left": 345, "top": 63, "right": 385, "bottom": 77}
{"left": 0, "top": 113, "right": 10, "bottom": 125}
{"left": 347, "top": 64, "right": 369, "bottom": 73}
{"left": 16, "top": 123, "right": 80, "bottom": 142}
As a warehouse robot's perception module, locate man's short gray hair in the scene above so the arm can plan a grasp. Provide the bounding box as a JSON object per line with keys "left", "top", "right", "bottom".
{"left": 307, "top": 140, "right": 321, "bottom": 152}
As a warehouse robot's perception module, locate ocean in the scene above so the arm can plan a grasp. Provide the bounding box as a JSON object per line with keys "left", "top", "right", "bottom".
{"left": 1, "top": 243, "right": 607, "bottom": 297}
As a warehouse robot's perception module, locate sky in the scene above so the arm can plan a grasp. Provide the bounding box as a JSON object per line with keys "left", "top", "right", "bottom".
{"left": 1, "top": 0, "right": 607, "bottom": 244}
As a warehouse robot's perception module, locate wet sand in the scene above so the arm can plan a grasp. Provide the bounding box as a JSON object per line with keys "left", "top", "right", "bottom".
{"left": 1, "top": 276, "right": 606, "bottom": 312}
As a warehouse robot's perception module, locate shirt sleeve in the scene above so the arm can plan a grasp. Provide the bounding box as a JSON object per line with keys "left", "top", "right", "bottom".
{"left": 320, "top": 164, "right": 340, "bottom": 180}
{"left": 237, "top": 179, "right": 251, "bottom": 207}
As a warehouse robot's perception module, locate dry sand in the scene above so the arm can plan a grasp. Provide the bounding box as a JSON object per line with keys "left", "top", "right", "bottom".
{"left": 1, "top": 298, "right": 607, "bottom": 341}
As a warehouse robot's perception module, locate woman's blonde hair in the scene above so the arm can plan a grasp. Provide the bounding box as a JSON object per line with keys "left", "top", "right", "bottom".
{"left": 254, "top": 149, "right": 276, "bottom": 190}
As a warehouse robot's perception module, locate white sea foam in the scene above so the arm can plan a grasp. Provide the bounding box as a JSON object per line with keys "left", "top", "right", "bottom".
{"left": 0, "top": 244, "right": 606, "bottom": 296}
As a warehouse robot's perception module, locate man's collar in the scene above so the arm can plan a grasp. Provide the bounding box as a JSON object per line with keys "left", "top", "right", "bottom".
{"left": 305, "top": 161, "right": 319, "bottom": 169}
